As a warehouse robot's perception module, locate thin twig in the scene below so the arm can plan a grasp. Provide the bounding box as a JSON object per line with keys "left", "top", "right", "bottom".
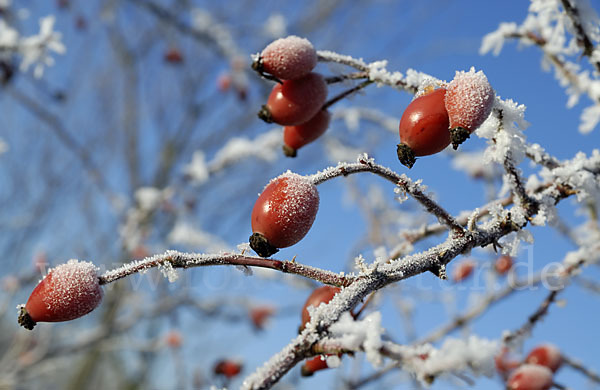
{"left": 503, "top": 289, "right": 562, "bottom": 345}
{"left": 559, "top": 0, "right": 600, "bottom": 71}
{"left": 310, "top": 159, "right": 465, "bottom": 235}
{"left": 562, "top": 354, "right": 600, "bottom": 384}
{"left": 325, "top": 72, "right": 369, "bottom": 84}
{"left": 418, "top": 273, "right": 544, "bottom": 345}
{"left": 322, "top": 80, "right": 373, "bottom": 110}
{"left": 98, "top": 251, "right": 353, "bottom": 287}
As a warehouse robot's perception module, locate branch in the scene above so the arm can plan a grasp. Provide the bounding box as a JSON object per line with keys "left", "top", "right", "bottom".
{"left": 502, "top": 289, "right": 562, "bottom": 345}
{"left": 317, "top": 50, "right": 420, "bottom": 94}
{"left": 559, "top": 0, "right": 600, "bottom": 71}
{"left": 322, "top": 80, "right": 374, "bottom": 110}
{"left": 503, "top": 259, "right": 586, "bottom": 345}
{"left": 562, "top": 354, "right": 600, "bottom": 384}
{"left": 242, "top": 171, "right": 584, "bottom": 389}
{"left": 310, "top": 158, "right": 465, "bottom": 235}
{"left": 98, "top": 251, "right": 353, "bottom": 287}
{"left": 418, "top": 272, "right": 544, "bottom": 345}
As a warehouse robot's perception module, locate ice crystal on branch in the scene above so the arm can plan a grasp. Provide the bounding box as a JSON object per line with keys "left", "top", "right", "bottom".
{"left": 19, "top": 16, "right": 65, "bottom": 78}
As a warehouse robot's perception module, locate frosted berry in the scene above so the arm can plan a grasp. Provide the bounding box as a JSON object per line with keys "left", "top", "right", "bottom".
{"left": 495, "top": 255, "right": 513, "bottom": 275}
{"left": 506, "top": 364, "right": 553, "bottom": 390}
{"left": 301, "top": 355, "right": 331, "bottom": 376}
{"left": 283, "top": 110, "right": 331, "bottom": 157}
{"left": 300, "top": 285, "right": 340, "bottom": 331}
{"left": 525, "top": 344, "right": 562, "bottom": 373}
{"left": 214, "top": 359, "right": 242, "bottom": 379}
{"left": 397, "top": 88, "right": 451, "bottom": 168}
{"left": 258, "top": 72, "right": 327, "bottom": 126}
{"left": 18, "top": 259, "right": 103, "bottom": 330}
{"left": 452, "top": 259, "right": 475, "bottom": 282}
{"left": 250, "top": 172, "right": 319, "bottom": 257}
{"left": 253, "top": 36, "right": 317, "bottom": 80}
{"left": 444, "top": 67, "right": 495, "bottom": 149}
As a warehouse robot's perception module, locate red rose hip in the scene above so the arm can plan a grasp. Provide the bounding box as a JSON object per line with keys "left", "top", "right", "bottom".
{"left": 214, "top": 359, "right": 243, "bottom": 379}
{"left": 250, "top": 172, "right": 319, "bottom": 257}
{"left": 397, "top": 88, "right": 451, "bottom": 168}
{"left": 301, "top": 355, "right": 331, "bottom": 376}
{"left": 283, "top": 109, "right": 331, "bottom": 157}
{"left": 258, "top": 72, "right": 327, "bottom": 126}
{"left": 452, "top": 259, "right": 476, "bottom": 282}
{"left": 254, "top": 35, "right": 317, "bottom": 80}
{"left": 495, "top": 255, "right": 513, "bottom": 275}
{"left": 18, "top": 259, "right": 103, "bottom": 330}
{"left": 444, "top": 67, "right": 495, "bottom": 149}
{"left": 300, "top": 285, "right": 341, "bottom": 331}
{"left": 525, "top": 344, "right": 562, "bottom": 372}
{"left": 506, "top": 364, "right": 553, "bottom": 390}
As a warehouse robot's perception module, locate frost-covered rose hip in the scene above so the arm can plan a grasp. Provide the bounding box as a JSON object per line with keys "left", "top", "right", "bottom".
{"left": 258, "top": 72, "right": 327, "bottom": 126}
{"left": 397, "top": 88, "right": 451, "bottom": 168}
{"left": 444, "top": 67, "right": 495, "bottom": 149}
{"left": 283, "top": 109, "right": 331, "bottom": 157}
{"left": 525, "top": 344, "right": 562, "bottom": 373}
{"left": 300, "top": 285, "right": 341, "bottom": 331}
{"left": 506, "top": 364, "right": 553, "bottom": 390}
{"left": 254, "top": 35, "right": 317, "bottom": 80}
{"left": 250, "top": 172, "right": 319, "bottom": 257}
{"left": 18, "top": 259, "right": 103, "bottom": 330}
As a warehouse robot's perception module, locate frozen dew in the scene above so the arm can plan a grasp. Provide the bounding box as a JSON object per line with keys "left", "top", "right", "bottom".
{"left": 412, "top": 336, "right": 498, "bottom": 384}
{"left": 328, "top": 311, "right": 384, "bottom": 366}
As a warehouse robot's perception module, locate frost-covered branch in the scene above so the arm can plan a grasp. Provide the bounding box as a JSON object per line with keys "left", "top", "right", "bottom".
{"left": 481, "top": 1, "right": 600, "bottom": 133}
{"left": 242, "top": 157, "right": 593, "bottom": 389}
{"left": 317, "top": 50, "right": 433, "bottom": 94}
{"left": 310, "top": 156, "right": 465, "bottom": 235}
{"left": 98, "top": 250, "right": 353, "bottom": 287}
{"left": 559, "top": 0, "right": 599, "bottom": 70}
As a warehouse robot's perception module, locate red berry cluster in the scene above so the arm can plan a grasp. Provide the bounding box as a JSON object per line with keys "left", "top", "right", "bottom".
{"left": 249, "top": 172, "right": 319, "bottom": 257}
{"left": 253, "top": 36, "right": 330, "bottom": 157}
{"left": 497, "top": 344, "right": 562, "bottom": 390}
{"left": 397, "top": 68, "right": 494, "bottom": 168}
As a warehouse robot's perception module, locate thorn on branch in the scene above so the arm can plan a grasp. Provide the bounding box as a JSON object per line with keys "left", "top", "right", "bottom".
{"left": 428, "top": 262, "right": 447, "bottom": 280}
